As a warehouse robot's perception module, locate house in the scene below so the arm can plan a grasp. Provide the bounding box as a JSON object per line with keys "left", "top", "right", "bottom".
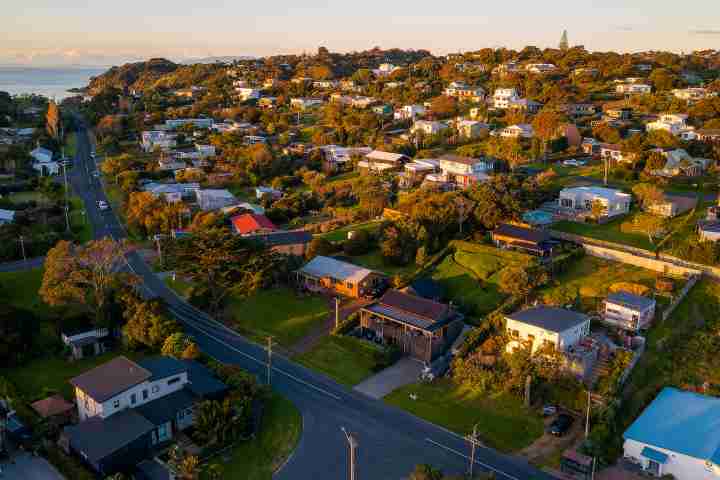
{"left": 604, "top": 107, "right": 633, "bottom": 120}
{"left": 62, "top": 326, "right": 111, "bottom": 360}
{"left": 0, "top": 209, "right": 15, "bottom": 225}
{"left": 31, "top": 146, "right": 60, "bottom": 176}
{"left": 290, "top": 98, "right": 324, "bottom": 110}
{"left": 623, "top": 387, "right": 720, "bottom": 479}
{"left": 31, "top": 395, "right": 74, "bottom": 425}
{"left": 646, "top": 114, "right": 695, "bottom": 137}
{"left": 373, "top": 63, "right": 400, "bottom": 77}
{"left": 505, "top": 306, "right": 591, "bottom": 354}
{"left": 456, "top": 120, "right": 489, "bottom": 139}
{"left": 492, "top": 223, "right": 555, "bottom": 257}
{"left": 144, "top": 182, "right": 200, "bottom": 203}
{"left": 236, "top": 87, "right": 261, "bottom": 101}
{"left": 411, "top": 120, "right": 449, "bottom": 136}
{"left": 600, "top": 144, "right": 635, "bottom": 164}
{"left": 164, "top": 118, "right": 213, "bottom": 130}
{"left": 231, "top": 213, "right": 278, "bottom": 236}
{"left": 439, "top": 154, "right": 493, "bottom": 188}
{"left": 372, "top": 104, "right": 392, "bottom": 116}
{"left": 581, "top": 138, "right": 602, "bottom": 156}
{"left": 602, "top": 291, "right": 656, "bottom": 332}
{"left": 558, "top": 186, "right": 631, "bottom": 218}
{"left": 492, "top": 88, "right": 523, "bottom": 109}
{"left": 616, "top": 83, "right": 652, "bottom": 95}
{"left": 245, "top": 230, "right": 313, "bottom": 256}
{"left": 399, "top": 159, "right": 439, "bottom": 188}
{"left": 255, "top": 186, "right": 283, "bottom": 200}
{"left": 697, "top": 129, "right": 720, "bottom": 143}
{"left": 321, "top": 145, "right": 372, "bottom": 172}
{"left": 64, "top": 357, "right": 226, "bottom": 476}
{"left": 646, "top": 194, "right": 697, "bottom": 218}
{"left": 560, "top": 124, "right": 582, "bottom": 147}
{"left": 394, "top": 104, "right": 426, "bottom": 121}
{"left": 673, "top": 87, "right": 716, "bottom": 102}
{"left": 360, "top": 290, "right": 463, "bottom": 362}
{"left": 358, "top": 150, "right": 409, "bottom": 173}
{"left": 500, "top": 124, "right": 534, "bottom": 139}
{"left": 196, "top": 189, "right": 236, "bottom": 211}
{"left": 649, "top": 149, "right": 710, "bottom": 178}
{"left": 296, "top": 256, "right": 385, "bottom": 298}
{"left": 443, "top": 82, "right": 485, "bottom": 101}
{"left": 352, "top": 96, "right": 379, "bottom": 109}
{"left": 141, "top": 131, "right": 177, "bottom": 152}
{"left": 566, "top": 103, "right": 598, "bottom": 117}
{"left": 525, "top": 63, "right": 557, "bottom": 74}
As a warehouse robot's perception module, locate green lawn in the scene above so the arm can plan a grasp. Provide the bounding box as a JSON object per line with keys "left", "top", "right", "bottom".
{"left": 385, "top": 379, "right": 544, "bottom": 453}
{"left": 2, "top": 351, "right": 144, "bottom": 401}
{"left": 165, "top": 276, "right": 195, "bottom": 299}
{"left": 70, "top": 195, "right": 94, "bottom": 243}
{"left": 0, "top": 269, "right": 50, "bottom": 317}
{"left": 340, "top": 249, "right": 417, "bottom": 277}
{"left": 295, "top": 335, "right": 383, "bottom": 386}
{"left": 319, "top": 221, "right": 381, "bottom": 242}
{"left": 539, "top": 256, "right": 665, "bottom": 313}
{"left": 202, "top": 392, "right": 301, "bottom": 480}
{"left": 65, "top": 132, "right": 77, "bottom": 158}
{"left": 430, "top": 241, "right": 534, "bottom": 317}
{"left": 225, "top": 288, "right": 328, "bottom": 347}
{"left": 6, "top": 191, "right": 48, "bottom": 204}
{"left": 553, "top": 217, "right": 654, "bottom": 250}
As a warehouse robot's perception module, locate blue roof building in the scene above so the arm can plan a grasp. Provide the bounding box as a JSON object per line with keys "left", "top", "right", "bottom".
{"left": 623, "top": 387, "right": 720, "bottom": 479}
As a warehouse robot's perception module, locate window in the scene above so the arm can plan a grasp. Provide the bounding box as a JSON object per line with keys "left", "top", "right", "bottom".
{"left": 167, "top": 377, "right": 181, "bottom": 386}
{"left": 113, "top": 399, "right": 120, "bottom": 409}
{"left": 142, "top": 389, "right": 148, "bottom": 400}
{"left": 130, "top": 393, "right": 137, "bottom": 405}
{"left": 346, "top": 282, "right": 353, "bottom": 289}
{"left": 151, "top": 385, "right": 160, "bottom": 394}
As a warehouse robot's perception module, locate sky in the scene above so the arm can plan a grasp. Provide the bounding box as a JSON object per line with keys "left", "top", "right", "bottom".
{"left": 2, "top": 0, "right": 720, "bottom": 66}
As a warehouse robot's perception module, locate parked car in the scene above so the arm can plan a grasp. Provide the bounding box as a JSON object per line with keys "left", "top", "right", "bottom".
{"left": 562, "top": 159, "right": 579, "bottom": 167}
{"left": 542, "top": 405, "right": 558, "bottom": 417}
{"left": 97, "top": 200, "right": 109, "bottom": 211}
{"left": 549, "top": 413, "right": 574, "bottom": 436}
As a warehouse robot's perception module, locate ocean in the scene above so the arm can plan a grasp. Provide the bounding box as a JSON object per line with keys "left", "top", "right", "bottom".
{"left": 0, "top": 66, "right": 108, "bottom": 100}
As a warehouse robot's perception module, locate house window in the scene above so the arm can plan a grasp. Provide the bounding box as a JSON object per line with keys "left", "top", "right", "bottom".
{"left": 113, "top": 399, "right": 120, "bottom": 409}
{"left": 152, "top": 385, "right": 160, "bottom": 394}
{"left": 509, "top": 329, "right": 519, "bottom": 338}
{"left": 346, "top": 282, "right": 353, "bottom": 289}
{"left": 167, "top": 377, "right": 181, "bottom": 386}
{"left": 142, "top": 389, "right": 148, "bottom": 400}
{"left": 130, "top": 393, "right": 137, "bottom": 405}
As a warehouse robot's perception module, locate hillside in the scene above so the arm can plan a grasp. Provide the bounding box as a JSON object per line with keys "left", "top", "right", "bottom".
{"left": 86, "top": 58, "right": 179, "bottom": 95}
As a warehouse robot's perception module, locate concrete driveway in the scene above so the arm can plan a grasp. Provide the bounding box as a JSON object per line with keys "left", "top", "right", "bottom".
{"left": 354, "top": 357, "right": 425, "bottom": 399}
{"left": 0, "top": 453, "right": 64, "bottom": 480}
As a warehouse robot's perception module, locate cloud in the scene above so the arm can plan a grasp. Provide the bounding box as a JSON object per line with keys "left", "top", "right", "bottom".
{"left": 690, "top": 29, "right": 720, "bottom": 35}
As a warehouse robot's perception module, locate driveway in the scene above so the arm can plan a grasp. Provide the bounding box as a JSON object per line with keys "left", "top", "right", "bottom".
{"left": 0, "top": 453, "right": 64, "bottom": 480}
{"left": 354, "top": 357, "right": 425, "bottom": 399}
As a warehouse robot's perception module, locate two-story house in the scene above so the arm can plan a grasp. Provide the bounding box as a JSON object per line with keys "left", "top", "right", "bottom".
{"left": 439, "top": 154, "right": 493, "bottom": 188}
{"left": 603, "top": 291, "right": 656, "bottom": 332}
{"left": 558, "top": 186, "right": 631, "bottom": 218}
{"left": 505, "top": 306, "right": 591, "bottom": 354}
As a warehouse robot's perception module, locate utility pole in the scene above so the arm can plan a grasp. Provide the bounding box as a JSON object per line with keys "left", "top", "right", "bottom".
{"left": 62, "top": 160, "right": 70, "bottom": 233}
{"left": 155, "top": 236, "right": 163, "bottom": 267}
{"left": 266, "top": 336, "right": 274, "bottom": 385}
{"left": 341, "top": 427, "right": 358, "bottom": 480}
{"left": 465, "top": 423, "right": 481, "bottom": 477}
{"left": 585, "top": 389, "right": 592, "bottom": 438}
{"left": 335, "top": 297, "right": 341, "bottom": 329}
{"left": 19, "top": 235, "right": 26, "bottom": 263}
{"left": 603, "top": 157, "right": 609, "bottom": 186}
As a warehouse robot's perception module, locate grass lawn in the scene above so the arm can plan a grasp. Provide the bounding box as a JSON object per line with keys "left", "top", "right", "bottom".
{"left": 553, "top": 217, "right": 654, "bottom": 251}
{"left": 204, "top": 392, "right": 301, "bottom": 480}
{"left": 6, "top": 191, "right": 47, "bottom": 204}
{"left": 338, "top": 249, "right": 417, "bottom": 278}
{"left": 164, "top": 276, "right": 195, "bottom": 299}
{"left": 2, "top": 351, "right": 144, "bottom": 401}
{"left": 65, "top": 132, "right": 77, "bottom": 158}
{"left": 319, "top": 221, "right": 381, "bottom": 242}
{"left": 295, "top": 335, "right": 383, "bottom": 386}
{"left": 0, "top": 268, "right": 51, "bottom": 317}
{"left": 70, "top": 195, "right": 94, "bottom": 243}
{"left": 225, "top": 287, "right": 328, "bottom": 347}
{"left": 385, "top": 379, "right": 544, "bottom": 453}
{"left": 539, "top": 256, "right": 665, "bottom": 313}
{"left": 430, "top": 241, "right": 534, "bottom": 317}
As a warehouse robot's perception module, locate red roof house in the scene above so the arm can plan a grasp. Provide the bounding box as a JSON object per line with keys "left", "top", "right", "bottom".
{"left": 231, "top": 213, "right": 278, "bottom": 236}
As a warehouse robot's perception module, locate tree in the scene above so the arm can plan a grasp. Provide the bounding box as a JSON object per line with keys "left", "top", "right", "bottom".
{"left": 40, "top": 238, "right": 132, "bottom": 325}
{"left": 429, "top": 96, "right": 458, "bottom": 119}
{"left": 632, "top": 183, "right": 664, "bottom": 209}
{"left": 498, "top": 266, "right": 532, "bottom": 297}
{"left": 467, "top": 175, "right": 522, "bottom": 230}
{"left": 121, "top": 292, "right": 180, "bottom": 349}
{"left": 590, "top": 199, "right": 606, "bottom": 219}
{"left": 204, "top": 464, "right": 223, "bottom": 480}
{"left": 645, "top": 150, "right": 667, "bottom": 173}
{"left": 306, "top": 237, "right": 335, "bottom": 259}
{"left": 46, "top": 100, "right": 60, "bottom": 140}
{"left": 161, "top": 332, "right": 192, "bottom": 358}
{"left": 169, "top": 445, "right": 200, "bottom": 480}
{"left": 531, "top": 108, "right": 564, "bottom": 162}
{"left": 181, "top": 341, "right": 202, "bottom": 360}
{"left": 352, "top": 175, "right": 389, "bottom": 218}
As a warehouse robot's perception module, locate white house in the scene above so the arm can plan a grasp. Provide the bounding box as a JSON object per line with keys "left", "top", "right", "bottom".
{"left": 456, "top": 120, "right": 489, "bottom": 139}
{"left": 164, "top": 118, "right": 213, "bottom": 130}
{"left": 196, "top": 189, "right": 237, "bottom": 211}
{"left": 500, "top": 124, "right": 534, "bottom": 139}
{"left": 411, "top": 120, "right": 449, "bottom": 136}
{"left": 144, "top": 182, "right": 200, "bottom": 203}
{"left": 492, "top": 88, "right": 523, "bottom": 109}
{"left": 358, "top": 150, "right": 409, "bottom": 173}
{"left": 373, "top": 63, "right": 400, "bottom": 77}
{"left": 650, "top": 148, "right": 710, "bottom": 177}
{"left": 444, "top": 82, "right": 485, "bottom": 101}
{"left": 290, "top": 98, "right": 324, "bottom": 110}
{"left": 255, "top": 186, "right": 283, "bottom": 200}
{"left": 351, "top": 96, "right": 378, "bottom": 109}
{"left": 30, "top": 146, "right": 60, "bottom": 176}
{"left": 558, "top": 186, "right": 631, "bottom": 218}
{"left": 673, "top": 88, "right": 716, "bottom": 102}
{"left": 141, "top": 131, "right": 177, "bottom": 152}
{"left": 505, "top": 306, "right": 591, "bottom": 354}
{"left": 236, "top": 87, "right": 261, "bottom": 101}
{"left": 439, "top": 154, "right": 493, "bottom": 188}
{"left": 603, "top": 291, "right": 656, "bottom": 332}
{"left": 525, "top": 63, "right": 557, "bottom": 74}
{"left": 394, "top": 104, "right": 426, "bottom": 121}
{"left": 646, "top": 114, "right": 694, "bottom": 137}
{"left": 623, "top": 387, "right": 720, "bottom": 479}
{"left": 0, "top": 209, "right": 15, "bottom": 225}
{"left": 616, "top": 83, "right": 652, "bottom": 95}
{"left": 698, "top": 221, "right": 720, "bottom": 242}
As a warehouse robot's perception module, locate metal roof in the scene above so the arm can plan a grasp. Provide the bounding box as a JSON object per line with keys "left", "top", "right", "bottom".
{"left": 136, "top": 389, "right": 195, "bottom": 426}
{"left": 606, "top": 291, "right": 656, "bottom": 311}
{"left": 70, "top": 356, "right": 151, "bottom": 403}
{"left": 506, "top": 307, "right": 589, "bottom": 333}
{"left": 137, "top": 357, "right": 188, "bottom": 382}
{"left": 299, "top": 256, "right": 374, "bottom": 283}
{"left": 624, "top": 387, "right": 720, "bottom": 464}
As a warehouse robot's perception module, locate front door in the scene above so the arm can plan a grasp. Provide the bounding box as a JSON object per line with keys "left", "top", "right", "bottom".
{"left": 646, "top": 460, "right": 660, "bottom": 476}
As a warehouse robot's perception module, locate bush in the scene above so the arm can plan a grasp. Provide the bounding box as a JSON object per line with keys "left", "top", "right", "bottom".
{"left": 342, "top": 229, "right": 371, "bottom": 256}
{"left": 43, "top": 445, "right": 95, "bottom": 480}
{"left": 332, "top": 312, "right": 360, "bottom": 335}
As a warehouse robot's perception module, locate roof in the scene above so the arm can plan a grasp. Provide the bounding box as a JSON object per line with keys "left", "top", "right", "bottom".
{"left": 560, "top": 185, "right": 631, "bottom": 199}
{"left": 606, "top": 291, "right": 656, "bottom": 311}
{"left": 245, "top": 230, "right": 312, "bottom": 247}
{"left": 365, "top": 150, "right": 406, "bottom": 163}
{"left": 299, "top": 256, "right": 375, "bottom": 283}
{"left": 64, "top": 409, "right": 154, "bottom": 463}
{"left": 182, "top": 360, "right": 229, "bottom": 398}
{"left": 493, "top": 223, "right": 550, "bottom": 245}
{"left": 506, "top": 307, "right": 589, "bottom": 333}
{"left": 0, "top": 209, "right": 15, "bottom": 222}
{"left": 624, "top": 387, "right": 720, "bottom": 464}
{"left": 137, "top": 357, "right": 188, "bottom": 382}
{"left": 364, "top": 290, "right": 453, "bottom": 332}
{"left": 69, "top": 356, "right": 151, "bottom": 403}
{"left": 31, "top": 394, "right": 74, "bottom": 418}
{"left": 440, "top": 154, "right": 482, "bottom": 166}
{"left": 231, "top": 213, "right": 278, "bottom": 235}
{"left": 136, "top": 389, "right": 195, "bottom": 426}
{"left": 641, "top": 447, "right": 668, "bottom": 464}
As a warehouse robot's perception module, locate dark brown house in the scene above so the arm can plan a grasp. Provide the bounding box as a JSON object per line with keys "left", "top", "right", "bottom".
{"left": 359, "top": 290, "right": 463, "bottom": 363}
{"left": 492, "top": 223, "right": 554, "bottom": 257}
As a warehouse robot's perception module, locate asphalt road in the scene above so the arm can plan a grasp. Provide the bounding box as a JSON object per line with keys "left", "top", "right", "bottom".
{"left": 70, "top": 122, "right": 555, "bottom": 480}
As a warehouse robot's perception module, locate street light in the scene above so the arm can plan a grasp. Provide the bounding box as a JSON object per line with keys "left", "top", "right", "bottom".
{"left": 341, "top": 427, "right": 358, "bottom": 480}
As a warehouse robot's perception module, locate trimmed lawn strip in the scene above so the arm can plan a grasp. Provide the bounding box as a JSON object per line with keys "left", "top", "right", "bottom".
{"left": 70, "top": 195, "right": 93, "bottom": 243}
{"left": 339, "top": 249, "right": 417, "bottom": 277}
{"left": 385, "top": 379, "right": 544, "bottom": 453}
{"left": 226, "top": 287, "right": 328, "bottom": 347}
{"left": 319, "top": 221, "right": 381, "bottom": 242}
{"left": 295, "top": 335, "right": 382, "bottom": 386}
{"left": 164, "top": 276, "right": 195, "bottom": 299}
{"left": 203, "top": 392, "right": 301, "bottom": 480}
{"left": 553, "top": 218, "right": 653, "bottom": 251}
{"left": 0, "top": 268, "right": 49, "bottom": 317}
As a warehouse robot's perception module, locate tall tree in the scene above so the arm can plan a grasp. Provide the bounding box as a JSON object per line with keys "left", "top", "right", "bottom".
{"left": 46, "top": 100, "right": 60, "bottom": 140}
